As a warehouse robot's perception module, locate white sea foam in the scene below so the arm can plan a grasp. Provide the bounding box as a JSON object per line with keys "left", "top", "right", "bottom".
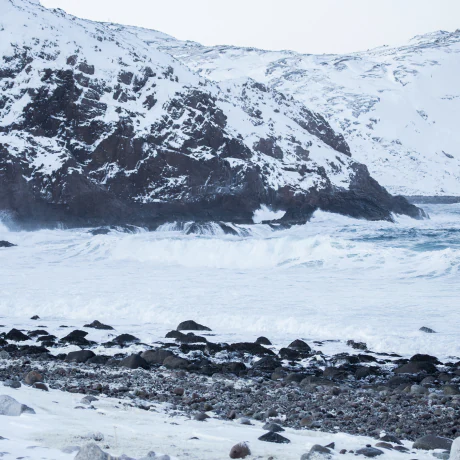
{"left": 0, "top": 204, "right": 459, "bottom": 359}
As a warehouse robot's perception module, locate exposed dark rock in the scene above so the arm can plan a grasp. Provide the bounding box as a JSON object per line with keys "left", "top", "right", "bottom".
{"left": 24, "top": 370, "right": 44, "bottom": 386}
{"left": 60, "top": 330, "right": 94, "bottom": 347}
{"left": 263, "top": 422, "right": 285, "bottom": 433}
{"left": 163, "top": 355, "right": 190, "bottom": 370}
{"left": 229, "top": 442, "right": 251, "bottom": 459}
{"left": 84, "top": 320, "right": 114, "bottom": 330}
{"left": 413, "top": 435, "right": 453, "bottom": 451}
{"left": 141, "top": 349, "right": 174, "bottom": 365}
{"left": 258, "top": 432, "right": 290, "bottom": 444}
{"left": 32, "top": 382, "right": 49, "bottom": 391}
{"left": 120, "top": 354, "right": 149, "bottom": 370}
{"left": 301, "top": 445, "right": 332, "bottom": 460}
{"left": 66, "top": 350, "right": 96, "bottom": 363}
{"left": 288, "top": 339, "right": 311, "bottom": 351}
{"left": 355, "top": 447, "right": 384, "bottom": 457}
{"left": 0, "top": 241, "right": 16, "bottom": 248}
{"left": 347, "top": 340, "right": 367, "bottom": 350}
{"left": 230, "top": 342, "right": 275, "bottom": 356}
{"left": 420, "top": 326, "right": 436, "bottom": 333}
{"left": 255, "top": 336, "right": 272, "bottom": 346}
{"left": 176, "top": 321, "right": 211, "bottom": 332}
{"left": 30, "top": 315, "right": 40, "bottom": 320}
{"left": 104, "top": 334, "right": 140, "bottom": 347}
{"left": 395, "top": 361, "right": 438, "bottom": 374}
{"left": 5, "top": 328, "right": 30, "bottom": 342}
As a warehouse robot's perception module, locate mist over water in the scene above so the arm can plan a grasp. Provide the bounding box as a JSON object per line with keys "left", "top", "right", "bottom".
{"left": 0, "top": 204, "right": 459, "bottom": 359}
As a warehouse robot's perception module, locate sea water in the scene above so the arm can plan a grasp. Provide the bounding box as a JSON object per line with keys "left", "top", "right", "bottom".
{"left": 0, "top": 204, "right": 459, "bottom": 359}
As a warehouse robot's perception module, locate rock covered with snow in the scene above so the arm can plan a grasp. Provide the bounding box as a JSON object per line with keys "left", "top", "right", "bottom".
{"left": 137, "top": 27, "right": 460, "bottom": 197}
{"left": 0, "top": 394, "right": 35, "bottom": 416}
{"left": 0, "top": 0, "right": 422, "bottom": 228}
{"left": 74, "top": 443, "right": 112, "bottom": 460}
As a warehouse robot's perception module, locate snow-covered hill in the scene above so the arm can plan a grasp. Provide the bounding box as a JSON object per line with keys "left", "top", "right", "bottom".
{"left": 0, "top": 0, "right": 421, "bottom": 228}
{"left": 123, "top": 26, "right": 460, "bottom": 196}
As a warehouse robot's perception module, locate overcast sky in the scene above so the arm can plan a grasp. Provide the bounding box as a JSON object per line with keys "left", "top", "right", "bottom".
{"left": 40, "top": 0, "right": 460, "bottom": 54}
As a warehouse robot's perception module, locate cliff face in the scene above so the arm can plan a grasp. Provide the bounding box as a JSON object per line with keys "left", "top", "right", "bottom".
{"left": 0, "top": 0, "right": 422, "bottom": 228}
{"left": 134, "top": 25, "right": 460, "bottom": 197}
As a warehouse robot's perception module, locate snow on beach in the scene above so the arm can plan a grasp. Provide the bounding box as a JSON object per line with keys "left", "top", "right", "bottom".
{"left": 0, "top": 382, "right": 446, "bottom": 460}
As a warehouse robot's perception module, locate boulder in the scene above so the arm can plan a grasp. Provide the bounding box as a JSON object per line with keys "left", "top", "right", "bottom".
{"left": 263, "top": 422, "right": 285, "bottom": 433}
{"left": 0, "top": 395, "right": 35, "bottom": 416}
{"left": 450, "top": 437, "right": 460, "bottom": 460}
{"left": 83, "top": 320, "right": 114, "bottom": 330}
{"left": 74, "top": 443, "right": 112, "bottom": 460}
{"left": 258, "top": 432, "right": 290, "bottom": 443}
{"left": 394, "top": 361, "right": 437, "bottom": 374}
{"left": 356, "top": 447, "right": 384, "bottom": 457}
{"left": 288, "top": 339, "right": 311, "bottom": 351}
{"left": 177, "top": 320, "right": 211, "bottom": 331}
{"left": 420, "top": 326, "right": 436, "bottom": 333}
{"left": 0, "top": 241, "right": 16, "bottom": 248}
{"left": 255, "top": 336, "right": 272, "bottom": 346}
{"left": 66, "top": 350, "right": 96, "bottom": 363}
{"left": 24, "top": 371, "right": 44, "bottom": 385}
{"left": 120, "top": 354, "right": 149, "bottom": 370}
{"left": 104, "top": 333, "right": 140, "bottom": 347}
{"left": 413, "top": 435, "right": 453, "bottom": 451}
{"left": 30, "top": 315, "right": 40, "bottom": 320}
{"left": 5, "top": 328, "right": 30, "bottom": 342}
{"left": 230, "top": 442, "right": 251, "bottom": 459}
{"left": 301, "top": 445, "right": 332, "bottom": 460}
{"left": 141, "top": 349, "right": 174, "bottom": 365}
{"left": 60, "top": 330, "right": 93, "bottom": 347}
{"left": 230, "top": 342, "right": 275, "bottom": 356}
{"left": 163, "top": 355, "right": 190, "bottom": 370}
{"left": 32, "top": 382, "right": 49, "bottom": 391}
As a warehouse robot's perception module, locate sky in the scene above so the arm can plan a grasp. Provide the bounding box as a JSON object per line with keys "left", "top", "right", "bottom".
{"left": 39, "top": 0, "right": 460, "bottom": 54}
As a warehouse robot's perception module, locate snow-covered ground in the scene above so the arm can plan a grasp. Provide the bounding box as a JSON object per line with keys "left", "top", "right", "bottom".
{"left": 1, "top": 204, "right": 459, "bottom": 360}
{"left": 0, "top": 383, "right": 446, "bottom": 460}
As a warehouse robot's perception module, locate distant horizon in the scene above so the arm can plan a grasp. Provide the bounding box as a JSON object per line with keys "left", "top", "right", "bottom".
{"left": 39, "top": 0, "right": 460, "bottom": 55}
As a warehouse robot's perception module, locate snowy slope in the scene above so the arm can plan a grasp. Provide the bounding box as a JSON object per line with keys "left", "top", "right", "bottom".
{"left": 122, "top": 26, "right": 460, "bottom": 196}
{"left": 0, "top": 0, "right": 421, "bottom": 228}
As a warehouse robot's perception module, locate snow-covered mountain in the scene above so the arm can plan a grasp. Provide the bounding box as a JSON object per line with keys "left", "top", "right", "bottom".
{"left": 0, "top": 0, "right": 421, "bottom": 228}
{"left": 123, "top": 26, "right": 460, "bottom": 197}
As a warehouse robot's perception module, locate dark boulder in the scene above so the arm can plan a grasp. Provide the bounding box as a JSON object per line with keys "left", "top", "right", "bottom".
{"left": 258, "top": 432, "right": 290, "bottom": 444}
{"left": 30, "top": 315, "right": 40, "bottom": 320}
{"left": 230, "top": 342, "right": 275, "bottom": 356}
{"left": 420, "top": 326, "right": 436, "bottom": 333}
{"left": 66, "top": 350, "right": 96, "bottom": 363}
{"left": 104, "top": 333, "right": 140, "bottom": 347}
{"left": 0, "top": 241, "right": 16, "bottom": 248}
{"left": 395, "top": 361, "right": 438, "bottom": 374}
{"left": 356, "top": 447, "right": 384, "bottom": 457}
{"left": 83, "top": 320, "right": 114, "bottom": 330}
{"left": 5, "top": 328, "right": 30, "bottom": 342}
{"left": 176, "top": 320, "right": 211, "bottom": 331}
{"left": 252, "top": 357, "right": 282, "bottom": 371}
{"left": 163, "top": 355, "right": 190, "bottom": 370}
{"left": 301, "top": 445, "right": 332, "bottom": 460}
{"left": 413, "top": 435, "right": 453, "bottom": 451}
{"left": 255, "top": 336, "right": 272, "bottom": 346}
{"left": 141, "top": 349, "right": 174, "bottom": 365}
{"left": 60, "top": 330, "right": 94, "bottom": 347}
{"left": 229, "top": 442, "right": 251, "bottom": 459}
{"left": 120, "top": 354, "right": 149, "bottom": 370}
{"left": 288, "top": 339, "right": 311, "bottom": 352}
{"left": 410, "top": 354, "right": 441, "bottom": 364}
